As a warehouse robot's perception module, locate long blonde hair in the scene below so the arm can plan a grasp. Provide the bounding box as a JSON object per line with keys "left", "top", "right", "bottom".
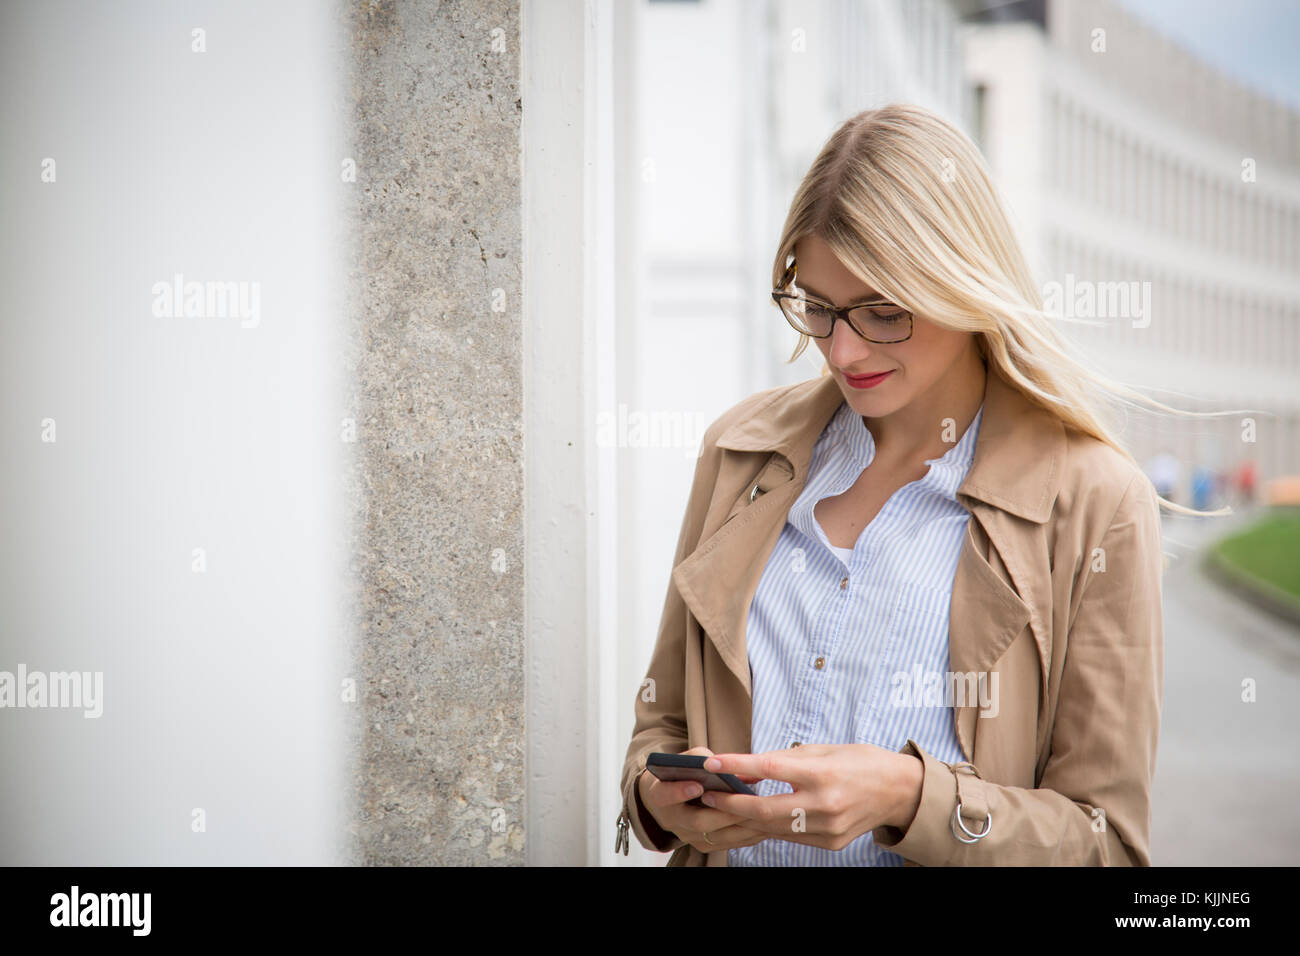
{"left": 773, "top": 103, "right": 1242, "bottom": 518}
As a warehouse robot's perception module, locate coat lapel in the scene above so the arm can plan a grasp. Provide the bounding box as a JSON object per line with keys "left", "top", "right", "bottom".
{"left": 671, "top": 363, "right": 1066, "bottom": 761}
{"left": 670, "top": 376, "right": 845, "bottom": 697}
{"left": 949, "top": 368, "right": 1065, "bottom": 758}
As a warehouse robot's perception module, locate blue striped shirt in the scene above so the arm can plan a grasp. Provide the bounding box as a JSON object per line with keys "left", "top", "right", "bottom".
{"left": 727, "top": 396, "right": 984, "bottom": 866}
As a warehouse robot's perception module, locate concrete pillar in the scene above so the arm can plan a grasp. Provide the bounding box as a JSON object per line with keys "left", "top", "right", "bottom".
{"left": 344, "top": 0, "right": 524, "bottom": 865}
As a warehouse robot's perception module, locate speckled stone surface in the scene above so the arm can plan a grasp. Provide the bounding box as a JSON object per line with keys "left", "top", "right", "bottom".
{"left": 343, "top": 0, "right": 523, "bottom": 865}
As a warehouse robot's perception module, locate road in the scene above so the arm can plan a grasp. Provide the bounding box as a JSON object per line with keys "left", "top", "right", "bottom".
{"left": 1150, "top": 504, "right": 1300, "bottom": 865}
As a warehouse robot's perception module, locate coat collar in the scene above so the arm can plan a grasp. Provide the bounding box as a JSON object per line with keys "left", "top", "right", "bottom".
{"left": 712, "top": 361, "right": 1063, "bottom": 524}
{"left": 670, "top": 361, "right": 1067, "bottom": 760}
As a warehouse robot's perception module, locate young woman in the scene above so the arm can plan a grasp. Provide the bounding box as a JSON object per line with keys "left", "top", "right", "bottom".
{"left": 617, "top": 103, "right": 1228, "bottom": 867}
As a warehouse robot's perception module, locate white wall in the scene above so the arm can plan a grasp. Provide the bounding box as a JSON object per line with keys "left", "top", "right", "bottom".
{"left": 0, "top": 0, "right": 350, "bottom": 863}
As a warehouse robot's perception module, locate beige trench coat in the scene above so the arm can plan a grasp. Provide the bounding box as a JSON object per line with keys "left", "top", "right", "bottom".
{"left": 618, "top": 362, "right": 1165, "bottom": 866}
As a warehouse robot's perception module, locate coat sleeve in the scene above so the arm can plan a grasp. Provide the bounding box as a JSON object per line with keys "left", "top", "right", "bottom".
{"left": 871, "top": 471, "right": 1164, "bottom": 865}
{"left": 619, "top": 420, "right": 727, "bottom": 854}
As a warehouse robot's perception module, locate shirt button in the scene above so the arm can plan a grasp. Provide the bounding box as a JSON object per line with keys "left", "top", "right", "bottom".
{"left": 839, "top": 576, "right": 848, "bottom": 589}
{"left": 813, "top": 656, "right": 825, "bottom": 670}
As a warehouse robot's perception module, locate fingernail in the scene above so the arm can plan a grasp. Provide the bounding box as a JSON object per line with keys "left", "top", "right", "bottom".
{"left": 687, "top": 784, "right": 703, "bottom": 797}
{"left": 704, "top": 758, "right": 720, "bottom": 770}
{"left": 701, "top": 794, "right": 715, "bottom": 807}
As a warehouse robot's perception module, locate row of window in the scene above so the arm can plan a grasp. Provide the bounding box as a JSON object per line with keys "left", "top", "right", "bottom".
{"left": 1046, "top": 93, "right": 1300, "bottom": 273}
{"left": 834, "top": 0, "right": 963, "bottom": 122}
{"left": 1046, "top": 236, "right": 1300, "bottom": 375}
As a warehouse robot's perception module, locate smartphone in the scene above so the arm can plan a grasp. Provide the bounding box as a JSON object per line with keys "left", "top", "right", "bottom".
{"left": 645, "top": 752, "right": 756, "bottom": 807}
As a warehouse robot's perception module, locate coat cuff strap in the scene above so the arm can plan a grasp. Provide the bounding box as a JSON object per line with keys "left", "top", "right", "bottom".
{"left": 949, "top": 760, "right": 993, "bottom": 843}
{"left": 871, "top": 739, "right": 990, "bottom": 863}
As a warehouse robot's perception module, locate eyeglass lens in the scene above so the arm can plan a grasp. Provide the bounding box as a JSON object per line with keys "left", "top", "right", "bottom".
{"left": 780, "top": 295, "right": 911, "bottom": 342}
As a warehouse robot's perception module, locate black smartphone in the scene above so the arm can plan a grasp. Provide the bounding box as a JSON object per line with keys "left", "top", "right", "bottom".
{"left": 645, "top": 752, "right": 756, "bottom": 807}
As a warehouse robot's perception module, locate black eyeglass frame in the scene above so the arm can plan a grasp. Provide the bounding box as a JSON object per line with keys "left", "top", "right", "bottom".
{"left": 770, "top": 289, "right": 915, "bottom": 345}
{"left": 771, "top": 261, "right": 915, "bottom": 344}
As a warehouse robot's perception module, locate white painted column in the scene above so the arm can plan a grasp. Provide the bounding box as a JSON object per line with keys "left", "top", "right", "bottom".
{"left": 522, "top": 0, "right": 625, "bottom": 866}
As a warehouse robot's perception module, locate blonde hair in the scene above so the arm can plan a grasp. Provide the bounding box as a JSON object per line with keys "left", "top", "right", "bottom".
{"left": 773, "top": 103, "right": 1244, "bottom": 518}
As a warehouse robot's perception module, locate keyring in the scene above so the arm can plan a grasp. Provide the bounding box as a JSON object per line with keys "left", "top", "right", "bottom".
{"left": 703, "top": 830, "right": 714, "bottom": 846}
{"left": 749, "top": 482, "right": 760, "bottom": 503}
{"left": 950, "top": 802, "right": 992, "bottom": 843}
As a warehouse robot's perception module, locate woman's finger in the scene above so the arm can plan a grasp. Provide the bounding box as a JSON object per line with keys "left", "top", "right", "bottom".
{"left": 644, "top": 777, "right": 708, "bottom": 809}
{"left": 688, "top": 824, "right": 768, "bottom": 853}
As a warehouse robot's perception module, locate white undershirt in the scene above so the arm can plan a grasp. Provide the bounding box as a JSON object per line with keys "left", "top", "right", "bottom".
{"left": 824, "top": 535, "right": 855, "bottom": 566}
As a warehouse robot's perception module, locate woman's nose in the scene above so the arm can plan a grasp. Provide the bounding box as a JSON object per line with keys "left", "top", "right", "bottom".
{"left": 828, "top": 318, "right": 872, "bottom": 366}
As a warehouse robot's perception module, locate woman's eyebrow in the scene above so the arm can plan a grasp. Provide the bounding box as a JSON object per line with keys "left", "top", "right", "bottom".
{"left": 794, "top": 281, "right": 884, "bottom": 303}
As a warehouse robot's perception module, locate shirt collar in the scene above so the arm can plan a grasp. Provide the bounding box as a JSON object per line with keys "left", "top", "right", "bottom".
{"left": 822, "top": 397, "right": 982, "bottom": 490}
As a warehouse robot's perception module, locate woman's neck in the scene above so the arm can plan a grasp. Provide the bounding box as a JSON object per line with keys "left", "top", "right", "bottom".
{"left": 862, "top": 348, "right": 987, "bottom": 467}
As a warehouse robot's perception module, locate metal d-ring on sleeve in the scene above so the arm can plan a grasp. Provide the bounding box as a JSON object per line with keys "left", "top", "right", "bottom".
{"left": 950, "top": 802, "right": 993, "bottom": 843}
{"left": 948, "top": 761, "right": 993, "bottom": 844}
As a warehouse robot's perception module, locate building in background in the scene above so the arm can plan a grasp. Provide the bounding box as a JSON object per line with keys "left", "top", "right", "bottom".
{"left": 635, "top": 0, "right": 972, "bottom": 408}
{"left": 963, "top": 0, "right": 1300, "bottom": 508}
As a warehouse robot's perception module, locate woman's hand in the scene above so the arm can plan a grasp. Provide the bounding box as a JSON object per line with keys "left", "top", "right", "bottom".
{"left": 698, "top": 744, "right": 924, "bottom": 851}
{"left": 637, "top": 746, "right": 770, "bottom": 854}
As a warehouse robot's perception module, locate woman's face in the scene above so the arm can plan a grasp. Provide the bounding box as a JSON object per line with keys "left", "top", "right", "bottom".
{"left": 794, "top": 235, "right": 978, "bottom": 420}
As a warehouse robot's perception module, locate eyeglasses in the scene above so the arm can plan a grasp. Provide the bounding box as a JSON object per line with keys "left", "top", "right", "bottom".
{"left": 771, "top": 266, "right": 914, "bottom": 344}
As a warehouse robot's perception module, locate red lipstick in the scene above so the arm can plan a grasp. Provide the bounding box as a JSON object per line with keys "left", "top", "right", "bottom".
{"left": 843, "top": 370, "right": 893, "bottom": 390}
